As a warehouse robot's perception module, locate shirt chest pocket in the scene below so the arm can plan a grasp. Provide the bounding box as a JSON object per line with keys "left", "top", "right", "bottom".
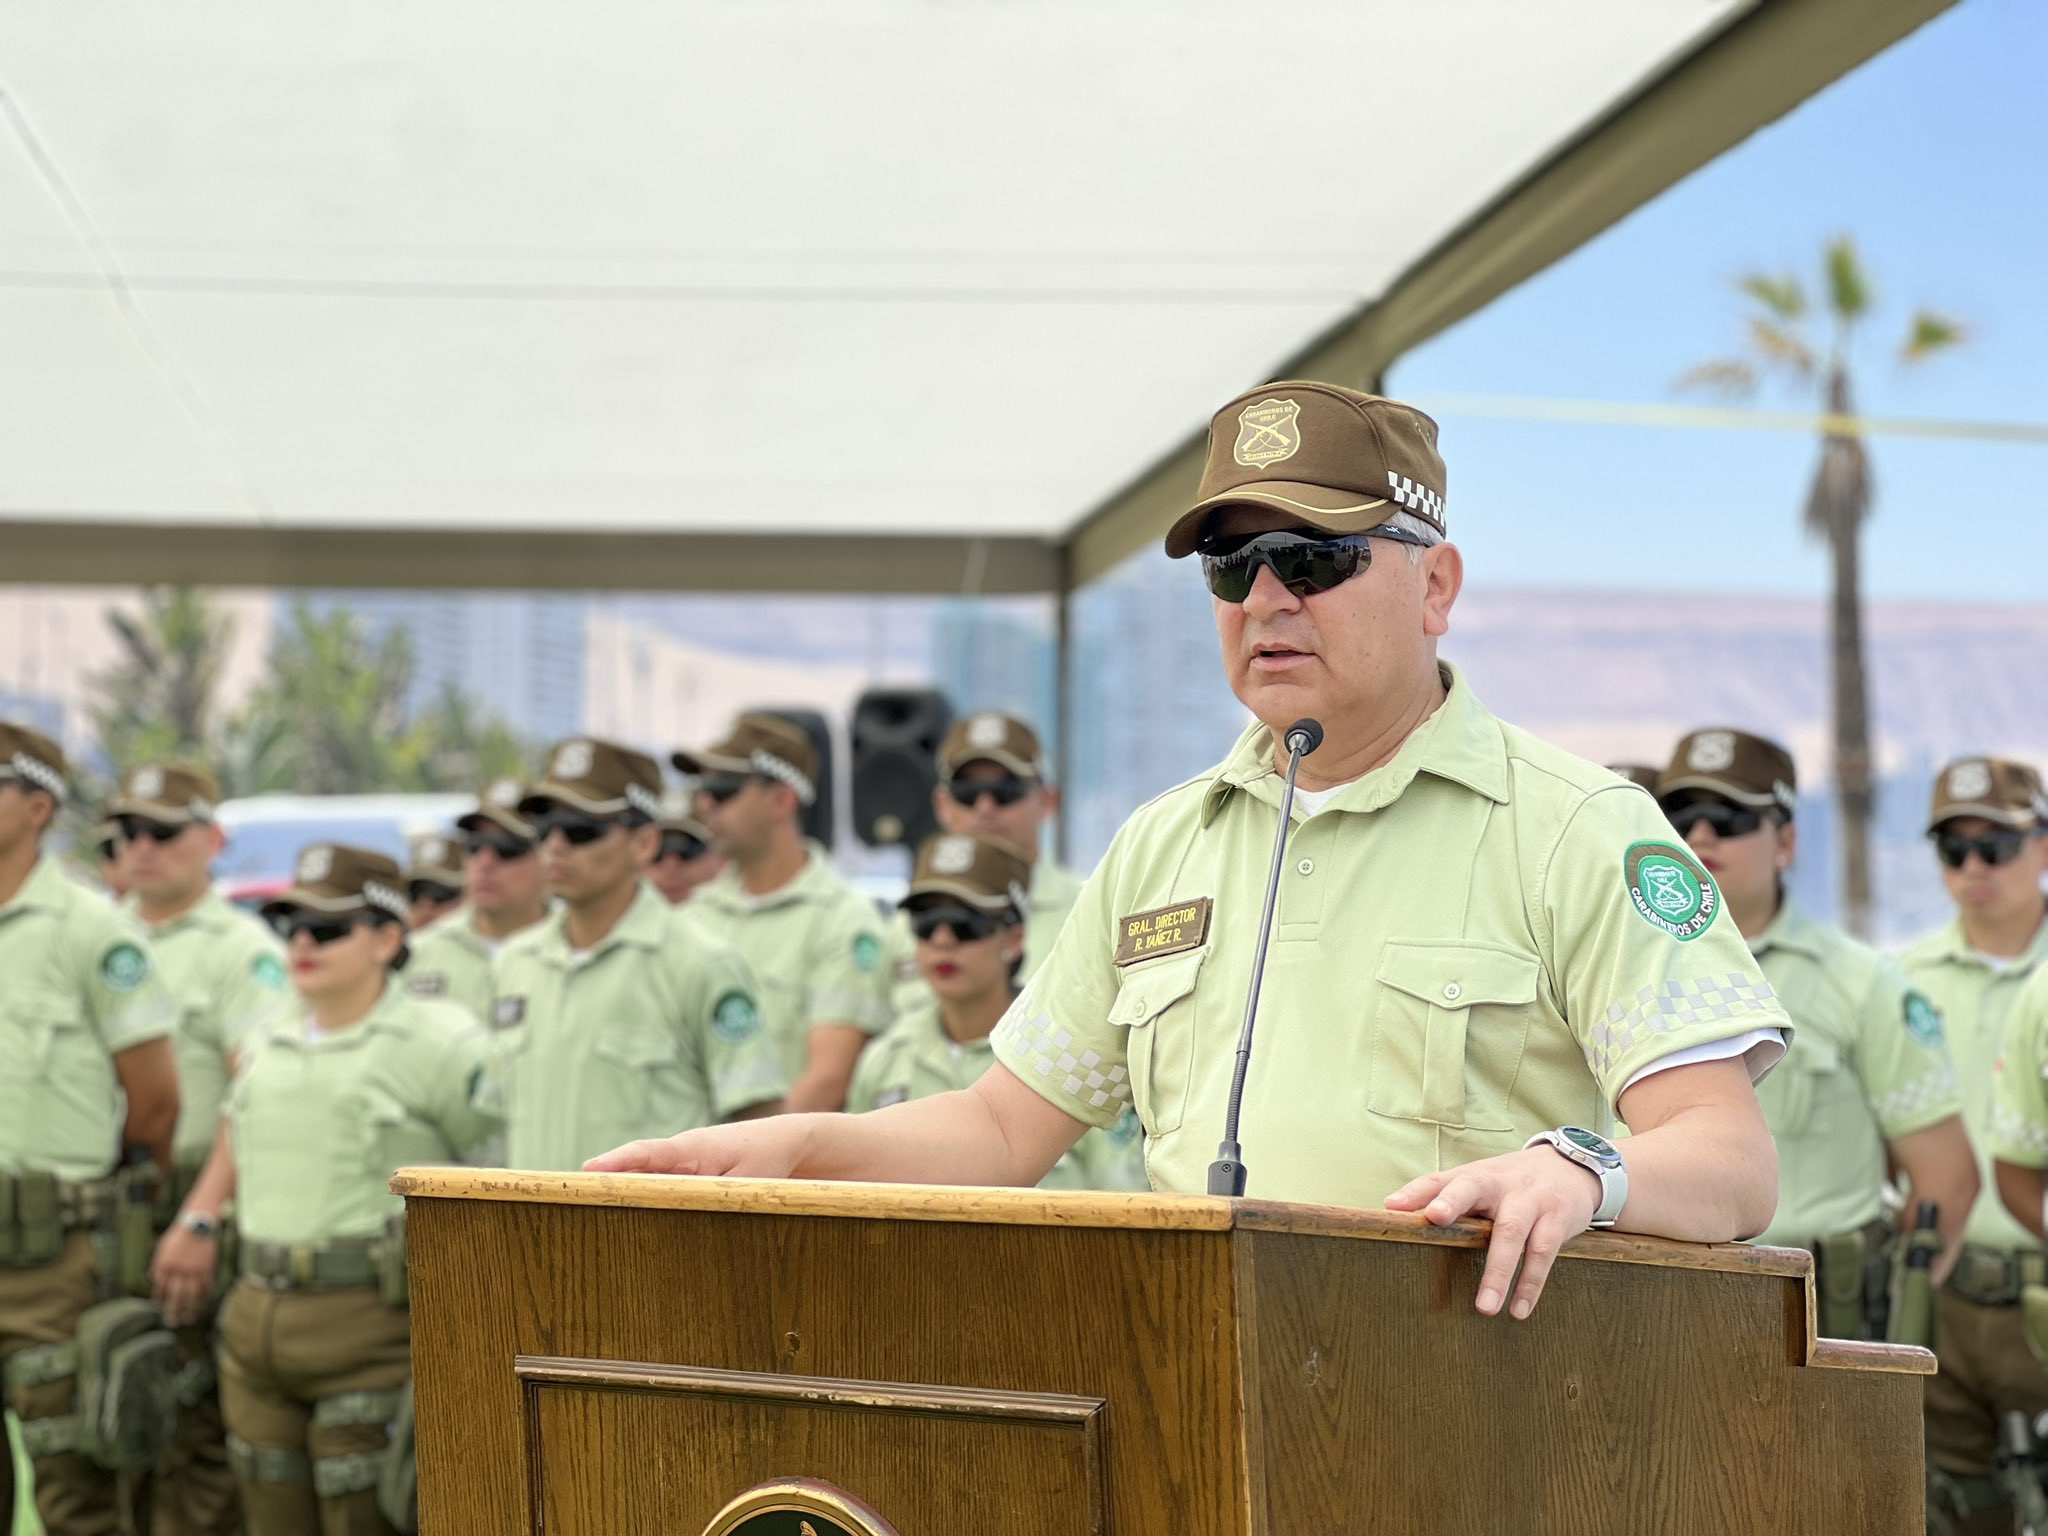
{"left": 345, "top": 1084, "right": 443, "bottom": 1174}
{"left": 1109, "top": 949, "right": 1206, "bottom": 1136}
{"left": 3, "top": 988, "right": 88, "bottom": 1078}
{"left": 588, "top": 1026, "right": 684, "bottom": 1126}
{"left": 1367, "top": 941, "right": 1541, "bottom": 1131}
{"left": 1756, "top": 1033, "right": 1845, "bottom": 1140}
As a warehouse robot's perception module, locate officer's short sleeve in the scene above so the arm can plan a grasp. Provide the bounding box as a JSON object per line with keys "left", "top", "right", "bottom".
{"left": 805, "top": 897, "right": 895, "bottom": 1036}
{"left": 78, "top": 910, "right": 177, "bottom": 1054}
{"left": 1851, "top": 955, "right": 1962, "bottom": 1138}
{"left": 683, "top": 941, "right": 789, "bottom": 1118}
{"left": 1544, "top": 786, "right": 1794, "bottom": 1110}
{"left": 989, "top": 832, "right": 1128, "bottom": 1131}
{"left": 1991, "top": 972, "right": 2048, "bottom": 1168}
{"left": 844, "top": 1034, "right": 891, "bottom": 1115}
{"left": 424, "top": 1015, "right": 503, "bottom": 1157}
{"left": 217, "top": 933, "right": 294, "bottom": 1052}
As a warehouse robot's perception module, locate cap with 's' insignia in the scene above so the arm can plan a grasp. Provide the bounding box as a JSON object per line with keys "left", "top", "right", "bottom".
{"left": 261, "top": 843, "right": 410, "bottom": 924}
{"left": 899, "top": 834, "right": 1032, "bottom": 917}
{"left": 1163, "top": 380, "right": 1448, "bottom": 559}
{"left": 109, "top": 761, "right": 220, "bottom": 825}
{"left": 672, "top": 713, "right": 820, "bottom": 806}
{"left": 1928, "top": 756, "right": 2047, "bottom": 834}
{"left": 938, "top": 712, "right": 1048, "bottom": 782}
{"left": 458, "top": 778, "right": 535, "bottom": 838}
{"left": 406, "top": 834, "right": 465, "bottom": 888}
{"left": 521, "top": 738, "right": 664, "bottom": 820}
{"left": 1608, "top": 764, "right": 1663, "bottom": 794}
{"left": 0, "top": 721, "right": 68, "bottom": 802}
{"left": 1657, "top": 729, "right": 1798, "bottom": 817}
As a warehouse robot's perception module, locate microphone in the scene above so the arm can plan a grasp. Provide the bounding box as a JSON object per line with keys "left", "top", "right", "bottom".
{"left": 1207, "top": 717, "right": 1324, "bottom": 1196}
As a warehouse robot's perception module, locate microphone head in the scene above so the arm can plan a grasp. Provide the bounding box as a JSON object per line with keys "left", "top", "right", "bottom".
{"left": 1284, "top": 718, "right": 1325, "bottom": 755}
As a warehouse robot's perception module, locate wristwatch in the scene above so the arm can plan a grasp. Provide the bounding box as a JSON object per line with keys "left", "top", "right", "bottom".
{"left": 1524, "top": 1126, "right": 1628, "bottom": 1228}
{"left": 177, "top": 1211, "right": 220, "bottom": 1240}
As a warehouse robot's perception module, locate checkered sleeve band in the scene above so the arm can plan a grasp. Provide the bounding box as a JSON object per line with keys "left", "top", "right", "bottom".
{"left": 750, "top": 751, "right": 816, "bottom": 806}
{"left": 8, "top": 753, "right": 65, "bottom": 801}
{"left": 1871, "top": 1062, "right": 1962, "bottom": 1134}
{"left": 1991, "top": 1097, "right": 2048, "bottom": 1166}
{"left": 1582, "top": 972, "right": 1780, "bottom": 1082}
{"left": 992, "top": 1008, "right": 1131, "bottom": 1121}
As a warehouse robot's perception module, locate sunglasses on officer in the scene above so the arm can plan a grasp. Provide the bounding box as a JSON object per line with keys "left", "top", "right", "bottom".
{"left": 1932, "top": 827, "right": 2032, "bottom": 870}
{"left": 462, "top": 830, "right": 534, "bottom": 862}
{"left": 908, "top": 905, "right": 1006, "bottom": 944}
{"left": 1664, "top": 800, "right": 1770, "bottom": 841}
{"left": 269, "top": 912, "right": 376, "bottom": 947}
{"left": 529, "top": 810, "right": 629, "bottom": 846}
{"left": 114, "top": 814, "right": 191, "bottom": 846}
{"left": 657, "top": 831, "right": 709, "bottom": 862}
{"left": 696, "top": 773, "right": 774, "bottom": 805}
{"left": 408, "top": 878, "right": 462, "bottom": 906}
{"left": 1198, "top": 527, "right": 1434, "bottom": 604}
{"left": 943, "top": 776, "right": 1034, "bottom": 809}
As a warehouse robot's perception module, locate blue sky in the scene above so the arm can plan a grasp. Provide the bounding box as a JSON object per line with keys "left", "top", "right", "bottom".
{"left": 1387, "top": 0, "right": 2046, "bottom": 602}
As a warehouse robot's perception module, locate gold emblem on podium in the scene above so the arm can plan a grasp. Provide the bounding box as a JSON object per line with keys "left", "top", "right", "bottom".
{"left": 701, "top": 1480, "right": 898, "bottom": 1536}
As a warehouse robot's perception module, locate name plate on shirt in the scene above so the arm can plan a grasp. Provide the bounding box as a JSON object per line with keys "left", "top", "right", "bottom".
{"left": 1115, "top": 897, "right": 1213, "bottom": 966}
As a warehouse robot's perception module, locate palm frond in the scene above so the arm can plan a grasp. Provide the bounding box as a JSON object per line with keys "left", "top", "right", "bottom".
{"left": 1737, "top": 273, "right": 1806, "bottom": 323}
{"left": 1824, "top": 236, "right": 1871, "bottom": 323}
{"left": 1747, "top": 318, "right": 1817, "bottom": 378}
{"left": 1676, "top": 359, "right": 1759, "bottom": 398}
{"left": 1903, "top": 309, "right": 1966, "bottom": 362}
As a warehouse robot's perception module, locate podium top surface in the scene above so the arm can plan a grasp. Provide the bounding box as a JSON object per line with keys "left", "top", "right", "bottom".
{"left": 392, "top": 1166, "right": 1812, "bottom": 1284}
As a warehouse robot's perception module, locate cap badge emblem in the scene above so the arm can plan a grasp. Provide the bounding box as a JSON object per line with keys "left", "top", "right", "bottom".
{"left": 297, "top": 846, "right": 334, "bottom": 883}
{"left": 1232, "top": 398, "right": 1303, "bottom": 470}
{"left": 932, "top": 838, "right": 976, "bottom": 876}
{"left": 966, "top": 714, "right": 1008, "bottom": 750}
{"left": 1687, "top": 732, "right": 1736, "bottom": 773}
{"left": 1948, "top": 761, "right": 1993, "bottom": 801}
{"left": 487, "top": 778, "right": 521, "bottom": 807}
{"left": 553, "top": 741, "right": 595, "bottom": 779}
{"left": 131, "top": 766, "right": 164, "bottom": 799}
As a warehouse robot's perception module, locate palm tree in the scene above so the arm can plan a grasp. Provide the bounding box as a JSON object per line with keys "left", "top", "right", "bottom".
{"left": 88, "top": 587, "right": 236, "bottom": 771}
{"left": 1684, "top": 237, "right": 1962, "bottom": 938}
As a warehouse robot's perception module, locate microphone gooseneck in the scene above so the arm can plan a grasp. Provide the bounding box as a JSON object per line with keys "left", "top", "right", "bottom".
{"left": 1207, "top": 716, "right": 1323, "bottom": 1197}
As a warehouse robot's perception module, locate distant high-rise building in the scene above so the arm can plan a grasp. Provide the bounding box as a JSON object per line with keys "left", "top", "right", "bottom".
{"left": 930, "top": 599, "right": 1058, "bottom": 750}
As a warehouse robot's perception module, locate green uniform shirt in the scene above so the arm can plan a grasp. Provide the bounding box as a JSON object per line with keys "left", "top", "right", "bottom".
{"left": 229, "top": 981, "right": 497, "bottom": 1246}
{"left": 130, "top": 888, "right": 293, "bottom": 1172}
{"left": 990, "top": 665, "right": 1793, "bottom": 1206}
{"left": 1989, "top": 964, "right": 2048, "bottom": 1170}
{"left": 1907, "top": 914, "right": 2048, "bottom": 1247}
{"left": 1023, "top": 857, "right": 1086, "bottom": 979}
{"left": 405, "top": 905, "right": 499, "bottom": 1023}
{"left": 493, "top": 883, "right": 787, "bottom": 1171}
{"left": 1748, "top": 898, "right": 1960, "bottom": 1246}
{"left": 688, "top": 844, "right": 895, "bottom": 1082}
{"left": 0, "top": 857, "right": 177, "bottom": 1181}
{"left": 846, "top": 996, "right": 1146, "bottom": 1192}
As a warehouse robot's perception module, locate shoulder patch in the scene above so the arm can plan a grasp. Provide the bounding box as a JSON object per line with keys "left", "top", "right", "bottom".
{"left": 1904, "top": 990, "right": 1944, "bottom": 1048}
{"left": 712, "top": 989, "right": 761, "bottom": 1043}
{"left": 1115, "top": 898, "right": 1213, "bottom": 966}
{"left": 852, "top": 932, "right": 882, "bottom": 974}
{"left": 251, "top": 953, "right": 286, "bottom": 991}
{"left": 1622, "top": 842, "right": 1719, "bottom": 943}
{"left": 491, "top": 997, "right": 527, "bottom": 1031}
{"left": 101, "top": 941, "right": 151, "bottom": 993}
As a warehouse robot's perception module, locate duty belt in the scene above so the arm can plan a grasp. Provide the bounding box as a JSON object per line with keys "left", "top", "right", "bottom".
{"left": 240, "top": 1236, "right": 381, "bottom": 1291}
{"left": 0, "top": 1172, "right": 120, "bottom": 1267}
{"left": 1947, "top": 1244, "right": 2048, "bottom": 1307}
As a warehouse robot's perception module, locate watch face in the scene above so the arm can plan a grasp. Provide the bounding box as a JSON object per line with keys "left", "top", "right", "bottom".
{"left": 1561, "top": 1126, "right": 1615, "bottom": 1160}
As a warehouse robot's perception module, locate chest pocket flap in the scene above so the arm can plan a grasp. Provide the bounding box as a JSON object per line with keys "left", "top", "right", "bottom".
{"left": 1761, "top": 1031, "right": 1844, "bottom": 1137}
{"left": 1370, "top": 941, "right": 1541, "bottom": 1130}
{"left": 1108, "top": 950, "right": 1207, "bottom": 1028}
{"left": 1108, "top": 948, "right": 1207, "bottom": 1136}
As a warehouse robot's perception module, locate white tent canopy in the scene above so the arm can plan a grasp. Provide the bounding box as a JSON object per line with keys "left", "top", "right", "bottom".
{"left": 0, "top": 0, "right": 1949, "bottom": 593}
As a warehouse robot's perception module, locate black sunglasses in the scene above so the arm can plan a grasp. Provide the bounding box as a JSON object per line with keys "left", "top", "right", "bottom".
{"left": 944, "top": 777, "right": 1033, "bottom": 809}
{"left": 114, "top": 815, "right": 188, "bottom": 846}
{"left": 408, "top": 879, "right": 462, "bottom": 905}
{"left": 1198, "top": 527, "right": 1432, "bottom": 604}
{"left": 95, "top": 837, "right": 120, "bottom": 861}
{"left": 1665, "top": 801, "right": 1768, "bottom": 841}
{"left": 530, "top": 811, "right": 623, "bottom": 846}
{"left": 463, "top": 831, "right": 534, "bottom": 861}
{"left": 658, "top": 833, "right": 708, "bottom": 862}
{"left": 908, "top": 905, "right": 1004, "bottom": 944}
{"left": 696, "top": 774, "right": 769, "bottom": 805}
{"left": 1933, "top": 828, "right": 2030, "bottom": 870}
{"left": 270, "top": 912, "right": 372, "bottom": 947}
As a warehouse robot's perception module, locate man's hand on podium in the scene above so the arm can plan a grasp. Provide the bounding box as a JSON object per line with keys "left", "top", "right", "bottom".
{"left": 1385, "top": 1148, "right": 1602, "bottom": 1322}
{"left": 587, "top": 1118, "right": 806, "bottom": 1177}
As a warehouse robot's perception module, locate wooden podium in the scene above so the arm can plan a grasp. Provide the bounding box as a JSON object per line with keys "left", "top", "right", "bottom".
{"left": 393, "top": 1170, "right": 1932, "bottom": 1534}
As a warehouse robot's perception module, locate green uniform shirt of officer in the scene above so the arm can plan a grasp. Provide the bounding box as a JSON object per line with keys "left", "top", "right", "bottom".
{"left": 230, "top": 981, "right": 497, "bottom": 1247}
{"left": 1988, "top": 964, "right": 2048, "bottom": 1173}
{"left": 404, "top": 910, "right": 497, "bottom": 1023}
{"left": 0, "top": 854, "right": 177, "bottom": 1181}
{"left": 989, "top": 666, "right": 1791, "bottom": 1205}
{"left": 494, "top": 884, "right": 788, "bottom": 1171}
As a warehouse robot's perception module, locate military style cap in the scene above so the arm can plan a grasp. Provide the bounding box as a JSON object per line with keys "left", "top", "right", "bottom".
{"left": 672, "top": 713, "right": 820, "bottom": 806}
{"left": 108, "top": 761, "right": 220, "bottom": 825}
{"left": 457, "top": 777, "right": 535, "bottom": 837}
{"left": 406, "top": 833, "right": 465, "bottom": 887}
{"left": 1928, "top": 756, "right": 2048, "bottom": 834}
{"left": 1607, "top": 764, "right": 1663, "bottom": 794}
{"left": 521, "top": 737, "right": 664, "bottom": 821}
{"left": 93, "top": 819, "right": 123, "bottom": 854}
{"left": 900, "top": 834, "right": 1032, "bottom": 917}
{"left": 1163, "top": 380, "right": 1448, "bottom": 559}
{"left": 657, "top": 798, "right": 714, "bottom": 846}
{"left": 261, "top": 843, "right": 410, "bottom": 924}
{"left": 0, "top": 721, "right": 67, "bottom": 801}
{"left": 939, "top": 712, "right": 1048, "bottom": 782}
{"left": 1657, "top": 729, "right": 1797, "bottom": 816}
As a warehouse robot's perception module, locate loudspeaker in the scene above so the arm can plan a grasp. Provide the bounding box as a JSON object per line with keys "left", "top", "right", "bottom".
{"left": 760, "top": 707, "right": 836, "bottom": 850}
{"left": 850, "top": 689, "right": 953, "bottom": 849}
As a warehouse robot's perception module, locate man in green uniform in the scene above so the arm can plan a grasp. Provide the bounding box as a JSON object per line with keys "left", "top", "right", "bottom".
{"left": 401, "top": 835, "right": 464, "bottom": 933}
{"left": 107, "top": 763, "right": 291, "bottom": 1536}
{"left": 92, "top": 822, "right": 131, "bottom": 904}
{"left": 679, "top": 715, "right": 894, "bottom": 1112}
{"left": 646, "top": 803, "right": 724, "bottom": 908}
{"left": 493, "top": 738, "right": 788, "bottom": 1172}
{"left": 850, "top": 835, "right": 1144, "bottom": 1191}
{"left": 0, "top": 723, "right": 181, "bottom": 1536}
{"left": 404, "top": 780, "right": 548, "bottom": 1024}
{"left": 1656, "top": 729, "right": 1976, "bottom": 1333}
{"left": 1902, "top": 756, "right": 2048, "bottom": 1530}
{"left": 593, "top": 382, "right": 1790, "bottom": 1322}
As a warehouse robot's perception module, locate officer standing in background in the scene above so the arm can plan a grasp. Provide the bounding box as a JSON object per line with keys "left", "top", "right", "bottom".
{"left": 111, "top": 763, "right": 291, "bottom": 1536}
{"left": 595, "top": 381, "right": 1790, "bottom": 1323}
{"left": 93, "top": 822, "right": 132, "bottom": 904}
{"left": 680, "top": 714, "right": 893, "bottom": 1113}
{"left": 404, "top": 781, "right": 549, "bottom": 1022}
{"left": 402, "top": 836, "right": 465, "bottom": 933}
{"left": 646, "top": 802, "right": 724, "bottom": 907}
{"left": 0, "top": 724, "right": 181, "bottom": 1536}
{"left": 492, "top": 739, "right": 788, "bottom": 1171}
{"left": 849, "top": 835, "right": 1144, "bottom": 1191}
{"left": 1902, "top": 757, "right": 2048, "bottom": 1532}
{"left": 1656, "top": 730, "right": 1977, "bottom": 1331}
{"left": 173, "top": 845, "right": 496, "bottom": 1536}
